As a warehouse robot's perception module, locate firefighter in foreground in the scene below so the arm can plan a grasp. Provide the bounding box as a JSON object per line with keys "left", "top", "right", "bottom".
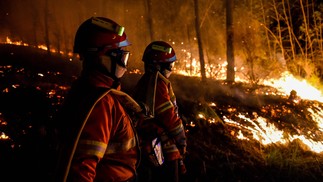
{"left": 132, "top": 41, "right": 187, "bottom": 182}
{"left": 54, "top": 17, "right": 141, "bottom": 182}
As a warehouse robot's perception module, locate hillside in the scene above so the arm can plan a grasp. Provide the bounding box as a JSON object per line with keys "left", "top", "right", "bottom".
{"left": 0, "top": 45, "right": 323, "bottom": 181}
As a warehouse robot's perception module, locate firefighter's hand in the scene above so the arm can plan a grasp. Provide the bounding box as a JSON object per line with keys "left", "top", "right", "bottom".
{"left": 179, "top": 158, "right": 187, "bottom": 174}
{"left": 138, "top": 102, "right": 152, "bottom": 117}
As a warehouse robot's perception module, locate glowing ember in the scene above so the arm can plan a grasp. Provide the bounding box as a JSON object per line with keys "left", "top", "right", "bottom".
{"left": 0, "top": 132, "right": 9, "bottom": 140}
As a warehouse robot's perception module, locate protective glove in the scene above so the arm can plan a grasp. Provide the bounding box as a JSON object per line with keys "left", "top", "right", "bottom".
{"left": 138, "top": 102, "right": 152, "bottom": 117}
{"left": 179, "top": 158, "right": 187, "bottom": 174}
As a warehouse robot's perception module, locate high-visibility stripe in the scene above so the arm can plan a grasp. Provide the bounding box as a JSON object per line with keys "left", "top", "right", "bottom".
{"left": 155, "top": 101, "right": 173, "bottom": 114}
{"left": 76, "top": 140, "right": 107, "bottom": 158}
{"left": 162, "top": 143, "right": 178, "bottom": 153}
{"left": 91, "top": 17, "right": 125, "bottom": 36}
{"left": 169, "top": 123, "right": 184, "bottom": 136}
{"left": 62, "top": 89, "right": 112, "bottom": 182}
{"left": 105, "top": 137, "right": 136, "bottom": 155}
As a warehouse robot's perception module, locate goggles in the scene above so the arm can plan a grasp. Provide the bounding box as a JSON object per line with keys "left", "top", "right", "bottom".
{"left": 107, "top": 49, "right": 130, "bottom": 68}
{"left": 161, "top": 62, "right": 175, "bottom": 71}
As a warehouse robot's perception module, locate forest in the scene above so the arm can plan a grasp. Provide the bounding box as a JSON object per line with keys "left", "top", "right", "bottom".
{"left": 1, "top": 0, "right": 323, "bottom": 87}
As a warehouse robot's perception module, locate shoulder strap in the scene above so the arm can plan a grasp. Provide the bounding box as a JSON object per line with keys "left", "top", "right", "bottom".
{"left": 58, "top": 87, "right": 112, "bottom": 182}
{"left": 109, "top": 88, "right": 142, "bottom": 113}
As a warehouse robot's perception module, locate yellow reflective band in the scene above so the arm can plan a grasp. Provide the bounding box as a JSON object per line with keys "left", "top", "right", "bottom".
{"left": 162, "top": 144, "right": 178, "bottom": 153}
{"left": 169, "top": 123, "right": 184, "bottom": 136}
{"left": 76, "top": 140, "right": 107, "bottom": 158}
{"left": 91, "top": 17, "right": 125, "bottom": 36}
{"left": 105, "top": 137, "right": 136, "bottom": 154}
{"left": 117, "top": 26, "right": 125, "bottom": 36}
{"left": 155, "top": 101, "right": 173, "bottom": 114}
{"left": 152, "top": 44, "right": 172, "bottom": 53}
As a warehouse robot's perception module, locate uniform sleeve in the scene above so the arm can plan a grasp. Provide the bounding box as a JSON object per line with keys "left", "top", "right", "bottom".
{"left": 68, "top": 97, "right": 112, "bottom": 182}
{"left": 154, "top": 80, "right": 187, "bottom": 148}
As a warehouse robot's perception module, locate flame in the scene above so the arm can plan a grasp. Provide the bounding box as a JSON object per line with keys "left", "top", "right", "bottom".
{"left": 5, "top": 37, "right": 29, "bottom": 46}
{"left": 173, "top": 49, "right": 323, "bottom": 154}
{"left": 174, "top": 48, "right": 323, "bottom": 102}
{"left": 2, "top": 36, "right": 73, "bottom": 57}
{"left": 223, "top": 111, "right": 323, "bottom": 153}
{"left": 262, "top": 71, "right": 323, "bottom": 102}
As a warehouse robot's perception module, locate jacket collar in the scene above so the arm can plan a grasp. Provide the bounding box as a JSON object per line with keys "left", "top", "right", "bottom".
{"left": 80, "top": 70, "right": 121, "bottom": 90}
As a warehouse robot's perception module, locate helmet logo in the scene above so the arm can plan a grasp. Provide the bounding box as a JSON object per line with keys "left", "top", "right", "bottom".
{"left": 91, "top": 17, "right": 125, "bottom": 36}
{"left": 152, "top": 44, "right": 172, "bottom": 54}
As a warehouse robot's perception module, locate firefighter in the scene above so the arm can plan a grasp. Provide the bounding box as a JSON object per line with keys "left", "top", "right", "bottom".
{"left": 54, "top": 17, "right": 141, "bottom": 182}
{"left": 132, "top": 41, "right": 187, "bottom": 182}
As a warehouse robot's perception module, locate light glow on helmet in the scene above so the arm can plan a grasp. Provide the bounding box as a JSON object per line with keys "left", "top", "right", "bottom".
{"left": 117, "top": 27, "right": 125, "bottom": 36}
{"left": 91, "top": 17, "right": 125, "bottom": 36}
{"left": 164, "top": 55, "right": 176, "bottom": 62}
{"left": 152, "top": 44, "right": 172, "bottom": 53}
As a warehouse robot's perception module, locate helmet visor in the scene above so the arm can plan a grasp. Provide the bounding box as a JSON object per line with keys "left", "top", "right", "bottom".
{"left": 107, "top": 49, "right": 130, "bottom": 68}
{"left": 160, "top": 62, "right": 175, "bottom": 71}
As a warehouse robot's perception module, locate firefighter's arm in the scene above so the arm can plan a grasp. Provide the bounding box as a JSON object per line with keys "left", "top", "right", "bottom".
{"left": 70, "top": 98, "right": 110, "bottom": 181}
{"left": 169, "top": 122, "right": 187, "bottom": 156}
{"left": 155, "top": 81, "right": 187, "bottom": 156}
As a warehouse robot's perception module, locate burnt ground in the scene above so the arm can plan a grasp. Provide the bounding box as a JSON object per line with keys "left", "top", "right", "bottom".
{"left": 1, "top": 44, "right": 323, "bottom": 181}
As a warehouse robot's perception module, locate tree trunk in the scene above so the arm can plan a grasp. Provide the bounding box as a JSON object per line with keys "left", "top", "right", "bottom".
{"left": 194, "top": 0, "right": 206, "bottom": 82}
{"left": 226, "top": 0, "right": 235, "bottom": 82}
{"left": 146, "top": 0, "right": 154, "bottom": 41}
{"left": 44, "top": 0, "right": 51, "bottom": 55}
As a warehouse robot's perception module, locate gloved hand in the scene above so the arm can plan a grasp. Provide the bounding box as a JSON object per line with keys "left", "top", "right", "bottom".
{"left": 179, "top": 158, "right": 187, "bottom": 174}
{"left": 138, "top": 102, "right": 152, "bottom": 117}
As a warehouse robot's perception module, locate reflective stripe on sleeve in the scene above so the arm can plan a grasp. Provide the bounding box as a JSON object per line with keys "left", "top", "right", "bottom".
{"left": 76, "top": 140, "right": 107, "bottom": 158}
{"left": 162, "top": 142, "right": 179, "bottom": 153}
{"left": 169, "top": 123, "right": 184, "bottom": 136}
{"left": 105, "top": 137, "right": 136, "bottom": 155}
{"left": 155, "top": 101, "right": 173, "bottom": 114}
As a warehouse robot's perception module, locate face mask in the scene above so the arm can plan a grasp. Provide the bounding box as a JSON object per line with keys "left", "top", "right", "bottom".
{"left": 115, "top": 64, "right": 127, "bottom": 78}
{"left": 160, "top": 62, "right": 174, "bottom": 78}
{"left": 109, "top": 49, "right": 129, "bottom": 78}
{"left": 163, "top": 69, "right": 172, "bottom": 78}
{"left": 107, "top": 49, "right": 130, "bottom": 68}
{"left": 101, "top": 49, "right": 130, "bottom": 78}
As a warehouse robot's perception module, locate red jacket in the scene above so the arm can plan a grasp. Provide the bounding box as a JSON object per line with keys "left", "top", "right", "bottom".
{"left": 56, "top": 70, "right": 139, "bottom": 182}
{"left": 133, "top": 71, "right": 187, "bottom": 161}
